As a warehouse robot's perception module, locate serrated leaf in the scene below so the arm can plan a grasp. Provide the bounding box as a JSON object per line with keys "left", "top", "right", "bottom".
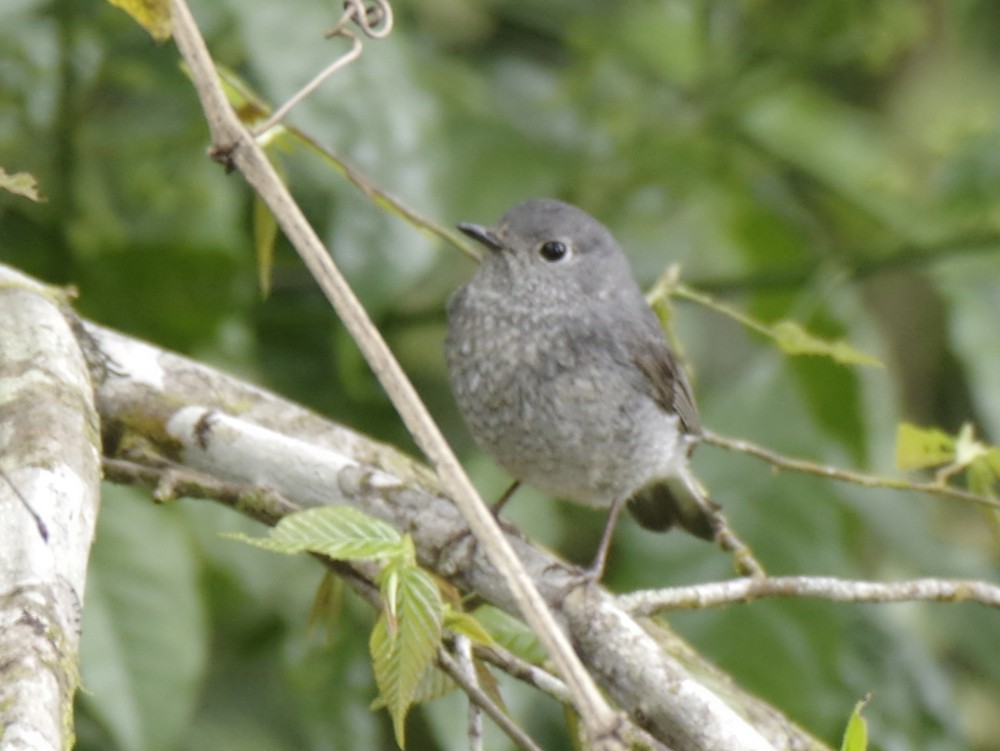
{"left": 225, "top": 506, "right": 404, "bottom": 560}
{"left": 895, "top": 423, "right": 956, "bottom": 470}
{"left": 105, "top": 0, "right": 172, "bottom": 41}
{"left": 443, "top": 607, "right": 495, "bottom": 647}
{"left": 473, "top": 605, "right": 545, "bottom": 664}
{"left": 840, "top": 694, "right": 871, "bottom": 751}
{"left": 221, "top": 530, "right": 313, "bottom": 554}
{"left": 0, "top": 167, "right": 46, "bottom": 202}
{"left": 370, "top": 565, "right": 444, "bottom": 748}
{"left": 273, "top": 506, "right": 403, "bottom": 560}
{"left": 384, "top": 568, "right": 400, "bottom": 632}
{"left": 373, "top": 665, "right": 456, "bottom": 710}
{"left": 771, "top": 320, "right": 882, "bottom": 367}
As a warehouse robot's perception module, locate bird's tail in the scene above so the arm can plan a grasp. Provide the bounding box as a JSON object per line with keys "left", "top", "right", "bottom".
{"left": 626, "top": 468, "right": 765, "bottom": 577}
{"left": 626, "top": 472, "right": 718, "bottom": 539}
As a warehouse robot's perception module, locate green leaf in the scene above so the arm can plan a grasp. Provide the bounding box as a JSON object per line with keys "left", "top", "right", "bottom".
{"left": 228, "top": 506, "right": 403, "bottom": 561}
{"left": 215, "top": 65, "right": 273, "bottom": 125}
{"left": 372, "top": 665, "right": 455, "bottom": 710}
{"left": 771, "top": 321, "right": 882, "bottom": 367}
{"left": 968, "top": 455, "right": 1000, "bottom": 498}
{"left": 370, "top": 564, "right": 444, "bottom": 748}
{"left": 104, "top": 0, "right": 172, "bottom": 41}
{"left": 840, "top": 694, "right": 872, "bottom": 751}
{"left": 472, "top": 605, "right": 545, "bottom": 665}
{"left": 967, "top": 448, "right": 1000, "bottom": 545}
{"left": 443, "top": 607, "right": 495, "bottom": 647}
{"left": 895, "top": 422, "right": 955, "bottom": 470}
{"left": 253, "top": 196, "right": 278, "bottom": 299}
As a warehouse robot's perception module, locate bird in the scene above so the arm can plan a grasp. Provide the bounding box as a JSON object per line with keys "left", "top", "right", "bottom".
{"left": 444, "top": 198, "right": 759, "bottom": 580}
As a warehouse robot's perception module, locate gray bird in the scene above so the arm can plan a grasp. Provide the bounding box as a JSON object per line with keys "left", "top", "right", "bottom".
{"left": 445, "top": 198, "right": 736, "bottom": 578}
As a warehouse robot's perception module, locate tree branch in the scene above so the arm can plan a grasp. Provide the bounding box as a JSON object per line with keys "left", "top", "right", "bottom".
{"left": 703, "top": 430, "right": 1000, "bottom": 511}
{"left": 0, "top": 267, "right": 101, "bottom": 751}
{"left": 620, "top": 576, "right": 1000, "bottom": 615}
{"left": 436, "top": 647, "right": 542, "bottom": 751}
{"left": 69, "top": 306, "right": 812, "bottom": 750}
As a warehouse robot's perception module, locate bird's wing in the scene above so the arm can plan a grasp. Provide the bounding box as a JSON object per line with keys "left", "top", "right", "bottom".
{"left": 629, "top": 316, "right": 702, "bottom": 438}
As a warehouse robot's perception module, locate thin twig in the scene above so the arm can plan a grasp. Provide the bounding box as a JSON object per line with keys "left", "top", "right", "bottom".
{"left": 168, "top": 2, "right": 624, "bottom": 747}
{"left": 325, "top": 0, "right": 393, "bottom": 39}
{"left": 471, "top": 643, "right": 672, "bottom": 751}
{"left": 102, "top": 457, "right": 300, "bottom": 525}
{"left": 255, "top": 0, "right": 393, "bottom": 136}
{"left": 703, "top": 429, "right": 1000, "bottom": 511}
{"left": 254, "top": 33, "right": 363, "bottom": 137}
{"left": 454, "top": 636, "right": 483, "bottom": 751}
{"left": 474, "top": 643, "right": 571, "bottom": 703}
{"left": 620, "top": 575, "right": 1000, "bottom": 615}
{"left": 287, "top": 127, "right": 480, "bottom": 260}
{"left": 437, "top": 648, "right": 545, "bottom": 751}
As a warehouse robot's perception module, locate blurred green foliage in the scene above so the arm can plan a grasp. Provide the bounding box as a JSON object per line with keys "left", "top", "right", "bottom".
{"left": 2, "top": 0, "right": 1000, "bottom": 749}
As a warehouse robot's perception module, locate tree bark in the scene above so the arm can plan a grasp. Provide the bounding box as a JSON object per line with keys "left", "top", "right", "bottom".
{"left": 0, "top": 267, "right": 101, "bottom": 751}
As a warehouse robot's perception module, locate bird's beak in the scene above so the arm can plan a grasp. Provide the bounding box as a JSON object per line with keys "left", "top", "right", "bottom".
{"left": 457, "top": 222, "right": 504, "bottom": 252}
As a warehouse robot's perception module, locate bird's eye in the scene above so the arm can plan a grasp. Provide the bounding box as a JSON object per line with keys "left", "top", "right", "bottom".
{"left": 539, "top": 240, "right": 570, "bottom": 262}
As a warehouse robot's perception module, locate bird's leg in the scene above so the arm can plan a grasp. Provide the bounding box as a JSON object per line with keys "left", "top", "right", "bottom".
{"left": 437, "top": 481, "right": 524, "bottom": 565}
{"left": 582, "top": 495, "right": 627, "bottom": 582}
{"left": 491, "top": 480, "right": 521, "bottom": 517}
{"left": 706, "top": 508, "right": 766, "bottom": 579}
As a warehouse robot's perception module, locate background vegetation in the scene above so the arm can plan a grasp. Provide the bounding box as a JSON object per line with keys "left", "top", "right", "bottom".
{"left": 2, "top": 0, "right": 999, "bottom": 749}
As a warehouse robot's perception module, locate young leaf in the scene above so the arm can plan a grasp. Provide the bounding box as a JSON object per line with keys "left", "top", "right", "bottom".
{"left": 895, "top": 422, "right": 955, "bottom": 470}
{"left": 443, "top": 607, "right": 495, "bottom": 647}
{"left": 370, "top": 564, "right": 445, "bottom": 748}
{"left": 473, "top": 605, "right": 545, "bottom": 664}
{"left": 221, "top": 531, "right": 315, "bottom": 555}
{"left": 840, "top": 694, "right": 872, "bottom": 751}
{"left": 224, "top": 506, "right": 403, "bottom": 560}
{"left": 372, "top": 664, "right": 456, "bottom": 710}
{"left": 272, "top": 506, "right": 403, "bottom": 560}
